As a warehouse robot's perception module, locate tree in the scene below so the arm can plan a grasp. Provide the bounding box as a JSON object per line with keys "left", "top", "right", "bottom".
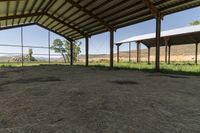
{"left": 51, "top": 39, "right": 81, "bottom": 63}
{"left": 28, "top": 48, "right": 33, "bottom": 62}
{"left": 190, "top": 20, "right": 200, "bottom": 26}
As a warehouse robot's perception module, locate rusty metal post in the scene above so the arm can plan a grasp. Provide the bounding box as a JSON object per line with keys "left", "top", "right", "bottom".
{"left": 137, "top": 42, "right": 141, "bottom": 63}
{"left": 85, "top": 37, "right": 89, "bottom": 66}
{"left": 21, "top": 27, "right": 24, "bottom": 67}
{"left": 129, "top": 42, "right": 131, "bottom": 63}
{"left": 155, "top": 15, "right": 161, "bottom": 71}
{"left": 148, "top": 46, "right": 151, "bottom": 64}
{"left": 110, "top": 30, "right": 114, "bottom": 68}
{"left": 168, "top": 44, "right": 171, "bottom": 64}
{"left": 195, "top": 43, "right": 198, "bottom": 65}
{"left": 164, "top": 39, "right": 168, "bottom": 64}
{"left": 70, "top": 40, "right": 73, "bottom": 65}
{"left": 48, "top": 30, "right": 51, "bottom": 64}
{"left": 117, "top": 44, "right": 120, "bottom": 63}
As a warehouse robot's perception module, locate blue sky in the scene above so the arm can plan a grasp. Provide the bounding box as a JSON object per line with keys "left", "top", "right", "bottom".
{"left": 0, "top": 7, "right": 199, "bottom": 56}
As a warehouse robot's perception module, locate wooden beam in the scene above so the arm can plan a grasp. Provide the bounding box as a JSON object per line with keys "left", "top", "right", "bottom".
{"left": 66, "top": 0, "right": 114, "bottom": 31}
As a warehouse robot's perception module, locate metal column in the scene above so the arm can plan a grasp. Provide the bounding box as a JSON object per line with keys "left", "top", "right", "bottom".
{"left": 85, "top": 37, "right": 89, "bottom": 66}
{"left": 195, "top": 43, "right": 198, "bottom": 65}
{"left": 129, "top": 42, "right": 131, "bottom": 63}
{"left": 110, "top": 31, "right": 114, "bottom": 68}
{"left": 137, "top": 42, "right": 141, "bottom": 63}
{"left": 148, "top": 47, "right": 151, "bottom": 64}
{"left": 117, "top": 44, "right": 120, "bottom": 63}
{"left": 155, "top": 15, "right": 161, "bottom": 71}
{"left": 168, "top": 45, "right": 171, "bottom": 64}
{"left": 48, "top": 31, "right": 51, "bottom": 64}
{"left": 164, "top": 39, "right": 168, "bottom": 64}
{"left": 70, "top": 41, "right": 73, "bottom": 66}
{"left": 21, "top": 27, "right": 24, "bottom": 67}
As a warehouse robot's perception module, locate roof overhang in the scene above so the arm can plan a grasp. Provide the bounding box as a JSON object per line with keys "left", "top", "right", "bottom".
{"left": 0, "top": 0, "right": 199, "bottom": 41}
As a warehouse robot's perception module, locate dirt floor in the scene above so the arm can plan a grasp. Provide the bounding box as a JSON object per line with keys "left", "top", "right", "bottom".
{"left": 0, "top": 65, "right": 200, "bottom": 133}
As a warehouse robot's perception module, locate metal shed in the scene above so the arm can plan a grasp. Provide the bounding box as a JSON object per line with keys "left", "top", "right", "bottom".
{"left": 0, "top": 0, "right": 200, "bottom": 71}
{"left": 116, "top": 25, "right": 200, "bottom": 64}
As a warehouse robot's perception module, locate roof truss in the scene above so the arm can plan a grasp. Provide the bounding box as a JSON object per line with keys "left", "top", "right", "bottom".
{"left": 0, "top": 0, "right": 199, "bottom": 41}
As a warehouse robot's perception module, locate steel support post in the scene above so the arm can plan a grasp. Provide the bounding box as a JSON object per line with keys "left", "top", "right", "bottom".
{"left": 155, "top": 15, "right": 161, "bottom": 71}
{"left": 70, "top": 41, "right": 73, "bottom": 66}
{"left": 148, "top": 47, "right": 151, "bottom": 64}
{"left": 85, "top": 37, "right": 89, "bottom": 66}
{"left": 110, "top": 31, "right": 114, "bottom": 68}
{"left": 21, "top": 27, "right": 24, "bottom": 67}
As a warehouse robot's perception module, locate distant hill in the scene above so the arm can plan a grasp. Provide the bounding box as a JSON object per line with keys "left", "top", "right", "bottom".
{"left": 78, "top": 44, "right": 200, "bottom": 62}
{"left": 0, "top": 44, "right": 199, "bottom": 63}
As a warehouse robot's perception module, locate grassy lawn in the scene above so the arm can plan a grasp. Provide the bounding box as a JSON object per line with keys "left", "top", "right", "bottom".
{"left": 1, "top": 61, "right": 200, "bottom": 75}
{"left": 87, "top": 61, "right": 200, "bottom": 75}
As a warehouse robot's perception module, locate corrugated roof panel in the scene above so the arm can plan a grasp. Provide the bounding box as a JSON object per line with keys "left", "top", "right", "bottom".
{"left": 116, "top": 25, "right": 200, "bottom": 47}
{"left": 0, "top": 0, "right": 199, "bottom": 40}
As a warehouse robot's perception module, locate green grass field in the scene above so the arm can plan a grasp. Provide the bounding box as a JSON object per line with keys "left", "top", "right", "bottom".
{"left": 1, "top": 61, "right": 200, "bottom": 75}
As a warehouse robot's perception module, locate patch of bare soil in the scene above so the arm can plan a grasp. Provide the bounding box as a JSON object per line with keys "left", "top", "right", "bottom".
{"left": 0, "top": 65, "right": 200, "bottom": 133}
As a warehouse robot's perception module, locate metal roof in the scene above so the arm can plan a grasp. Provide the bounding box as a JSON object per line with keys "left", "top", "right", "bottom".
{"left": 0, "top": 0, "right": 200, "bottom": 41}
{"left": 116, "top": 25, "right": 200, "bottom": 47}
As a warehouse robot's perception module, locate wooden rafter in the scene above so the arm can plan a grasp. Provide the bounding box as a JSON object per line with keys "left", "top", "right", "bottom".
{"left": 66, "top": 0, "right": 114, "bottom": 31}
